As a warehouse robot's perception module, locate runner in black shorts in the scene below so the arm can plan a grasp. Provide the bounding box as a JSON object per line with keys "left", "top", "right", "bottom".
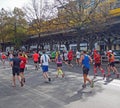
{"left": 94, "top": 63, "right": 101, "bottom": 68}
{"left": 93, "top": 50, "right": 105, "bottom": 79}
{"left": 107, "top": 50, "right": 119, "bottom": 78}
{"left": 83, "top": 66, "right": 89, "bottom": 75}
{"left": 80, "top": 51, "right": 94, "bottom": 88}
{"left": 11, "top": 54, "right": 23, "bottom": 87}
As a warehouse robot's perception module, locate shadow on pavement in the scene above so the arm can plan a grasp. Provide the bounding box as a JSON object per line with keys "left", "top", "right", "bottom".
{"left": 65, "top": 81, "right": 104, "bottom": 104}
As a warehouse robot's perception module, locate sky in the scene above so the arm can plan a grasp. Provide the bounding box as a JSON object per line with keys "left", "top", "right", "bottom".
{"left": 0, "top": 0, "right": 54, "bottom": 10}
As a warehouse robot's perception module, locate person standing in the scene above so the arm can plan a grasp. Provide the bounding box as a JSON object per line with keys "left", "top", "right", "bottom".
{"left": 93, "top": 50, "right": 105, "bottom": 79}
{"left": 40, "top": 51, "right": 51, "bottom": 82}
{"left": 32, "top": 51, "right": 39, "bottom": 70}
{"left": 11, "top": 54, "right": 23, "bottom": 87}
{"left": 79, "top": 51, "right": 94, "bottom": 88}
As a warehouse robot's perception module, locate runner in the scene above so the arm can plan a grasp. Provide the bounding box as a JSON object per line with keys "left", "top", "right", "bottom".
{"left": 76, "top": 50, "right": 81, "bottom": 66}
{"left": 11, "top": 54, "right": 23, "bottom": 87}
{"left": 79, "top": 51, "right": 94, "bottom": 88}
{"left": 67, "top": 49, "right": 73, "bottom": 67}
{"left": 8, "top": 51, "right": 13, "bottom": 66}
{"left": 40, "top": 50, "right": 51, "bottom": 82}
{"left": 51, "top": 50, "right": 56, "bottom": 62}
{"left": 32, "top": 51, "right": 39, "bottom": 70}
{"left": 19, "top": 53, "right": 27, "bottom": 84}
{"left": 1, "top": 52, "right": 7, "bottom": 68}
{"left": 93, "top": 50, "right": 105, "bottom": 79}
{"left": 107, "top": 50, "right": 119, "bottom": 78}
{"left": 55, "top": 53, "right": 64, "bottom": 78}
{"left": 63, "top": 51, "right": 68, "bottom": 64}
{"left": 22, "top": 51, "right": 28, "bottom": 70}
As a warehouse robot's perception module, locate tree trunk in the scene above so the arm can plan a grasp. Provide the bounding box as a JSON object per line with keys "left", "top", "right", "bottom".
{"left": 50, "top": 42, "right": 53, "bottom": 51}
{"left": 107, "top": 38, "right": 112, "bottom": 50}
{"left": 37, "top": 33, "right": 41, "bottom": 52}
{"left": 65, "top": 41, "right": 69, "bottom": 51}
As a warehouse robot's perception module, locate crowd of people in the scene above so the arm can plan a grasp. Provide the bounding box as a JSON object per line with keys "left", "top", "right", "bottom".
{"left": 0, "top": 49, "right": 119, "bottom": 88}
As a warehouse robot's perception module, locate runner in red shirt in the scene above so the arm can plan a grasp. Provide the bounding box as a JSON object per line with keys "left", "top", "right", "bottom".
{"left": 19, "top": 53, "right": 27, "bottom": 84}
{"left": 1, "top": 53, "right": 7, "bottom": 68}
{"left": 93, "top": 50, "right": 105, "bottom": 79}
{"left": 67, "top": 49, "right": 73, "bottom": 67}
{"left": 32, "top": 51, "right": 39, "bottom": 70}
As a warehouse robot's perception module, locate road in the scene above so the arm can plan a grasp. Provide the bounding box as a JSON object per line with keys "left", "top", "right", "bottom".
{"left": 0, "top": 60, "right": 120, "bottom": 108}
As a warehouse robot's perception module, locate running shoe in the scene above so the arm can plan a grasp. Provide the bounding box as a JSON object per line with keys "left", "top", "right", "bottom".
{"left": 20, "top": 81, "right": 24, "bottom": 87}
{"left": 94, "top": 74, "right": 98, "bottom": 79}
{"left": 23, "top": 78, "right": 25, "bottom": 83}
{"left": 117, "top": 74, "right": 119, "bottom": 78}
{"left": 48, "top": 78, "right": 51, "bottom": 82}
{"left": 90, "top": 81, "right": 94, "bottom": 88}
{"left": 62, "top": 74, "right": 65, "bottom": 78}
{"left": 103, "top": 74, "right": 106, "bottom": 80}
{"left": 82, "top": 84, "right": 86, "bottom": 88}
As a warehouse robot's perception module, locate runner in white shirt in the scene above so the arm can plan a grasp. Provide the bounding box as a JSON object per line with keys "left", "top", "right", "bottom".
{"left": 76, "top": 50, "right": 81, "bottom": 66}
{"left": 40, "top": 51, "right": 51, "bottom": 82}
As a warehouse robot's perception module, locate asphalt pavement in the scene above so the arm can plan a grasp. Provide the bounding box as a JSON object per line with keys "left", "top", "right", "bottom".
{"left": 0, "top": 60, "right": 120, "bottom": 108}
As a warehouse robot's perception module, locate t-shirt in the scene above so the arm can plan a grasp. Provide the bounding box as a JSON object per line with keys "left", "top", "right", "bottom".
{"left": 109, "top": 54, "right": 115, "bottom": 62}
{"left": 76, "top": 51, "right": 80, "bottom": 58}
{"left": 1, "top": 54, "right": 6, "bottom": 59}
{"left": 94, "top": 53, "right": 101, "bottom": 63}
{"left": 41, "top": 54, "right": 50, "bottom": 66}
{"left": 12, "top": 57, "right": 21, "bottom": 68}
{"left": 33, "top": 53, "right": 39, "bottom": 62}
{"left": 68, "top": 51, "right": 73, "bottom": 60}
{"left": 82, "top": 55, "right": 90, "bottom": 69}
{"left": 64, "top": 52, "right": 68, "bottom": 60}
{"left": 9, "top": 54, "right": 13, "bottom": 59}
{"left": 56, "top": 55, "right": 62, "bottom": 64}
{"left": 19, "top": 56, "right": 27, "bottom": 69}
{"left": 51, "top": 51, "right": 56, "bottom": 58}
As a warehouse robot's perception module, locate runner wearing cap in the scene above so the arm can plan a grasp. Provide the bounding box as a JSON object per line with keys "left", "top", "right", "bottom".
{"left": 107, "top": 50, "right": 119, "bottom": 78}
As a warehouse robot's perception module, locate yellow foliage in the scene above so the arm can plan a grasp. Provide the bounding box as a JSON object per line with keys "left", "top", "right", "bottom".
{"left": 109, "top": 8, "right": 120, "bottom": 16}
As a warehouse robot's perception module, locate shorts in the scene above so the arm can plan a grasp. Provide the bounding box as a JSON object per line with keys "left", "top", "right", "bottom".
{"left": 51, "top": 57, "right": 55, "bottom": 59}
{"left": 42, "top": 65, "right": 48, "bottom": 72}
{"left": 76, "top": 58, "right": 80, "bottom": 61}
{"left": 57, "top": 69, "right": 63, "bottom": 75}
{"left": 68, "top": 60, "right": 72, "bottom": 64}
{"left": 12, "top": 67, "right": 20, "bottom": 76}
{"left": 83, "top": 66, "right": 89, "bottom": 75}
{"left": 20, "top": 68, "right": 25, "bottom": 73}
{"left": 94, "top": 63, "right": 101, "bottom": 68}
{"left": 57, "top": 63, "right": 62, "bottom": 67}
{"left": 109, "top": 62, "right": 115, "bottom": 67}
{"left": 34, "top": 61, "right": 38, "bottom": 64}
{"left": 9, "top": 58, "right": 13, "bottom": 62}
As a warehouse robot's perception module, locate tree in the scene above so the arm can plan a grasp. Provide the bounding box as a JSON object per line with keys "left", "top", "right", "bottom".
{"left": 9, "top": 7, "right": 28, "bottom": 49}
{"left": 0, "top": 7, "right": 28, "bottom": 51}
{"left": 23, "top": 0, "right": 57, "bottom": 51}
{"left": 54, "top": 0, "right": 116, "bottom": 50}
{"left": 0, "top": 8, "right": 11, "bottom": 51}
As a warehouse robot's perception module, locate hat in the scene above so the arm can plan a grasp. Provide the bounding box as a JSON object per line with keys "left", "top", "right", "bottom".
{"left": 109, "top": 50, "right": 112, "bottom": 53}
